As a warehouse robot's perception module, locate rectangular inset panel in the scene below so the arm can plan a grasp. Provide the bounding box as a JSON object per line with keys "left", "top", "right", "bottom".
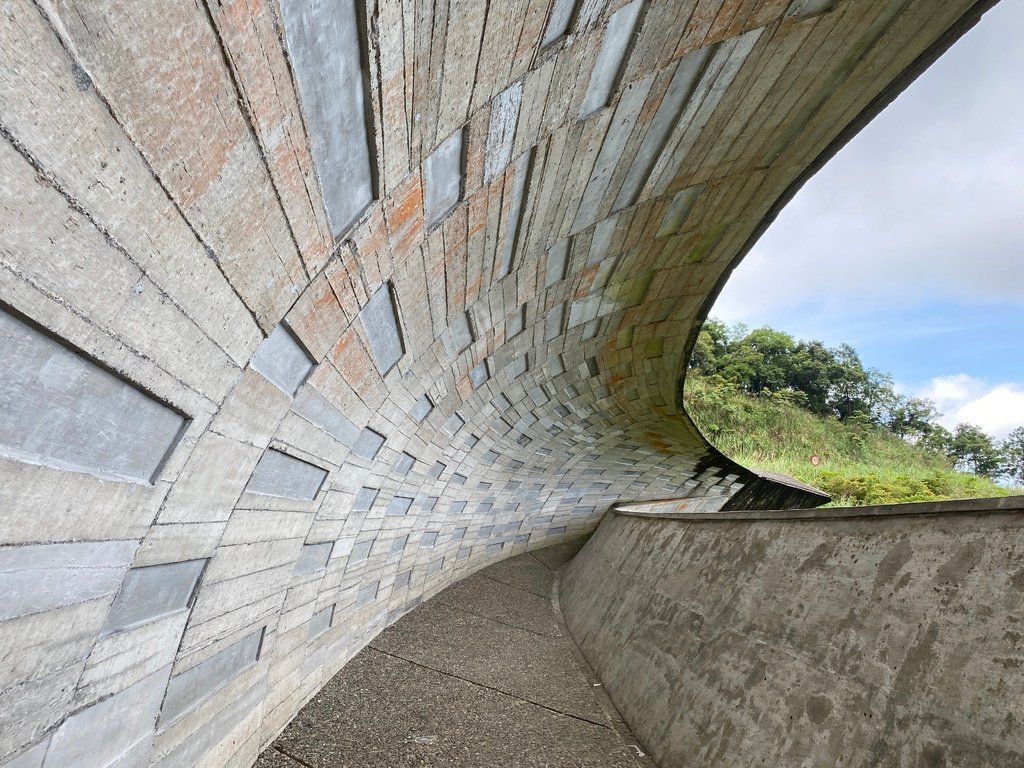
{"left": 159, "top": 627, "right": 264, "bottom": 726}
{"left": 420, "top": 532, "right": 438, "bottom": 548}
{"left": 657, "top": 185, "right": 704, "bottom": 237}
{"left": 386, "top": 496, "right": 414, "bottom": 516}
{"left": 279, "top": 0, "right": 374, "bottom": 236}
{"left": 291, "top": 387, "right": 361, "bottom": 445}
{"left": 613, "top": 46, "right": 714, "bottom": 211}
{"left": 250, "top": 323, "right": 315, "bottom": 396}
{"left": 579, "top": 0, "right": 644, "bottom": 119}
{"left": 390, "top": 535, "right": 408, "bottom": 553}
{"left": 443, "top": 412, "right": 465, "bottom": 435}
{"left": 496, "top": 148, "right": 533, "bottom": 279}
{"left": 545, "top": 240, "right": 570, "bottom": 286}
{"left": 0, "top": 309, "right": 186, "bottom": 484}
{"left": 544, "top": 303, "right": 566, "bottom": 341}
{"left": 542, "top": 0, "right": 579, "bottom": 46}
{"left": 424, "top": 128, "right": 464, "bottom": 227}
{"left": 505, "top": 305, "right": 527, "bottom": 339}
{"left": 359, "top": 283, "right": 405, "bottom": 373}
{"left": 442, "top": 312, "right": 474, "bottom": 359}
{"left": 349, "top": 539, "right": 373, "bottom": 563}
{"left": 485, "top": 82, "right": 523, "bottom": 183}
{"left": 246, "top": 449, "right": 327, "bottom": 500}
{"left": 410, "top": 394, "right": 433, "bottom": 422}
{"left": 294, "top": 542, "right": 333, "bottom": 574}
{"left": 353, "top": 486, "right": 379, "bottom": 511}
{"left": 0, "top": 540, "right": 136, "bottom": 621}
{"left": 470, "top": 361, "right": 489, "bottom": 389}
{"left": 392, "top": 452, "right": 415, "bottom": 476}
{"left": 357, "top": 581, "right": 379, "bottom": 604}
{"left": 45, "top": 668, "right": 169, "bottom": 768}
{"left": 307, "top": 604, "right": 334, "bottom": 639}
{"left": 394, "top": 570, "right": 412, "bottom": 589}
{"left": 572, "top": 74, "right": 653, "bottom": 232}
{"left": 352, "top": 427, "right": 386, "bottom": 459}
{"left": 103, "top": 559, "right": 206, "bottom": 633}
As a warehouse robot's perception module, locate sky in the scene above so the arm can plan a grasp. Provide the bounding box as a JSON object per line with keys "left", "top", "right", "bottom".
{"left": 711, "top": 0, "right": 1024, "bottom": 439}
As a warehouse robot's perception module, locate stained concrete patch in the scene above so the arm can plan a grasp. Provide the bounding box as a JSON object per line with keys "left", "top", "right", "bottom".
{"left": 0, "top": 309, "right": 185, "bottom": 485}
{"left": 246, "top": 449, "right": 328, "bottom": 500}
{"left": 279, "top": 0, "right": 374, "bottom": 236}
{"left": 250, "top": 324, "right": 315, "bottom": 397}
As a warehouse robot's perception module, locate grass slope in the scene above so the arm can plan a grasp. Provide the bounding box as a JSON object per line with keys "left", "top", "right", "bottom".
{"left": 684, "top": 374, "right": 1010, "bottom": 506}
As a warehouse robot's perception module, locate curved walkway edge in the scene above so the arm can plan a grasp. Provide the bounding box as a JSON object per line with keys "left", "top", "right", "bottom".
{"left": 257, "top": 538, "right": 655, "bottom": 768}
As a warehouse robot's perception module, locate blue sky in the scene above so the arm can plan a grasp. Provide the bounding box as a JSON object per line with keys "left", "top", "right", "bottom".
{"left": 712, "top": 0, "right": 1024, "bottom": 438}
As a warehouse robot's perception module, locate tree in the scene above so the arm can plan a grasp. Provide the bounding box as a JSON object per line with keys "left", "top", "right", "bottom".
{"left": 948, "top": 423, "right": 1003, "bottom": 478}
{"left": 887, "top": 397, "right": 941, "bottom": 442}
{"left": 689, "top": 318, "right": 731, "bottom": 374}
{"left": 785, "top": 340, "right": 836, "bottom": 415}
{"left": 1001, "top": 426, "right": 1024, "bottom": 485}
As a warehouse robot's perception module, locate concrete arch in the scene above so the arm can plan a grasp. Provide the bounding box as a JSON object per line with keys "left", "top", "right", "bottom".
{"left": 0, "top": 0, "right": 993, "bottom": 764}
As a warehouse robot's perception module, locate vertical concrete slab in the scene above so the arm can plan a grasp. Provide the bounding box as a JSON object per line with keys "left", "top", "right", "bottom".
{"left": 496, "top": 148, "right": 534, "bottom": 279}
{"left": 249, "top": 324, "right": 315, "bottom": 397}
{"left": 424, "top": 128, "right": 464, "bottom": 227}
{"left": 245, "top": 449, "right": 328, "bottom": 500}
{"left": 545, "top": 303, "right": 566, "bottom": 341}
{"left": 506, "top": 305, "right": 527, "bottom": 339}
{"left": 279, "top": 0, "right": 374, "bottom": 236}
{"left": 102, "top": 559, "right": 206, "bottom": 634}
{"left": 586, "top": 216, "right": 618, "bottom": 266}
{"left": 470, "top": 361, "right": 490, "bottom": 389}
{"left": 359, "top": 283, "right": 405, "bottom": 374}
{"left": 579, "top": 1, "right": 644, "bottom": 119}
{"left": 0, "top": 309, "right": 186, "bottom": 485}
{"left": 159, "top": 627, "right": 264, "bottom": 726}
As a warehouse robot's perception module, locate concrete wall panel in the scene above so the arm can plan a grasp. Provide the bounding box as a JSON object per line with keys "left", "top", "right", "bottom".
{"left": 0, "top": 310, "right": 186, "bottom": 485}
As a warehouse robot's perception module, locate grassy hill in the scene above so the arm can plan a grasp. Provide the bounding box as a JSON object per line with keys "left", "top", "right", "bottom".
{"left": 683, "top": 373, "right": 1012, "bottom": 506}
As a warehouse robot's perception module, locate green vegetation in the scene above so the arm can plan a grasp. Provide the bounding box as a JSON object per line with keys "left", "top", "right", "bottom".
{"left": 684, "top": 319, "right": 1023, "bottom": 506}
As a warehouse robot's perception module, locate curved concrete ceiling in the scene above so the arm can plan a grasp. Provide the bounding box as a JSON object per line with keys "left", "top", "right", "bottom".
{"left": 0, "top": 0, "right": 991, "bottom": 765}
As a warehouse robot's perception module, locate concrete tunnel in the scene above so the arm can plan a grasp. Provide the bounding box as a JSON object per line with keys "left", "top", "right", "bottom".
{"left": 1, "top": 0, "right": 1021, "bottom": 765}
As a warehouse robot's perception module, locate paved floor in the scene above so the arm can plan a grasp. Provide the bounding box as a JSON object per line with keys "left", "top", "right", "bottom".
{"left": 256, "top": 538, "right": 653, "bottom": 768}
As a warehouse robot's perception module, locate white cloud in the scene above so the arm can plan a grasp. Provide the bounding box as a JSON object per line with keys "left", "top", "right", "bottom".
{"left": 713, "top": 0, "right": 1024, "bottom": 324}
{"left": 915, "top": 374, "right": 1024, "bottom": 439}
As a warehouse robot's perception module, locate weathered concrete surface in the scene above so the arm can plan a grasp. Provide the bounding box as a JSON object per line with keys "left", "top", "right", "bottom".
{"left": 257, "top": 542, "right": 653, "bottom": 768}
{"left": 0, "top": 0, "right": 997, "bottom": 764}
{"left": 560, "top": 498, "right": 1024, "bottom": 767}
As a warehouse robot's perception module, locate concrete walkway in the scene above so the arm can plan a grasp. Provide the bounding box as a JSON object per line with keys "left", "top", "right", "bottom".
{"left": 256, "top": 538, "right": 652, "bottom": 768}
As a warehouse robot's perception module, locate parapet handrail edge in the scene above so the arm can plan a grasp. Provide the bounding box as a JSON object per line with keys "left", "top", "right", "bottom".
{"left": 613, "top": 495, "right": 1024, "bottom": 522}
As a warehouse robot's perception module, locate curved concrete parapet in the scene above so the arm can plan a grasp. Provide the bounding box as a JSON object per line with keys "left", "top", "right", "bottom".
{"left": 560, "top": 497, "right": 1024, "bottom": 766}
{"left": 0, "top": 0, "right": 994, "bottom": 765}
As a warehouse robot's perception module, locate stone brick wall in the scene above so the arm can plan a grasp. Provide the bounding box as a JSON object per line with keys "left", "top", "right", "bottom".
{"left": 0, "top": 0, "right": 986, "bottom": 765}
